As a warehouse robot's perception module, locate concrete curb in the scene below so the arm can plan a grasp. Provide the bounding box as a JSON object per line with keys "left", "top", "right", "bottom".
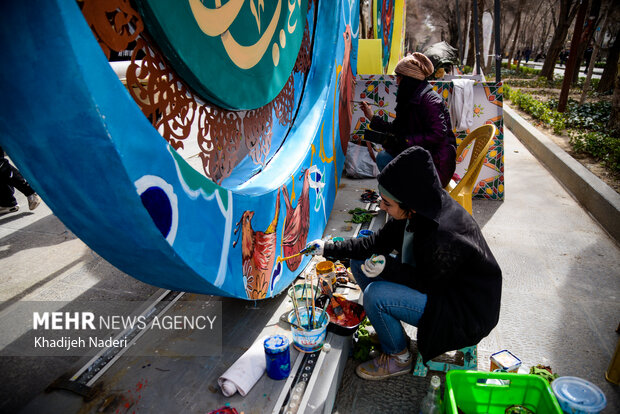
{"left": 504, "top": 104, "right": 620, "bottom": 244}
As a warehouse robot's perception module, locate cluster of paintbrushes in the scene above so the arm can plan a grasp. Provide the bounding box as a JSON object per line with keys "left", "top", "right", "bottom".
{"left": 290, "top": 275, "right": 329, "bottom": 331}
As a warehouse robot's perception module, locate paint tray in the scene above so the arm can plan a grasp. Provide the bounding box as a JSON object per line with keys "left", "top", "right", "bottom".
{"left": 325, "top": 296, "right": 365, "bottom": 336}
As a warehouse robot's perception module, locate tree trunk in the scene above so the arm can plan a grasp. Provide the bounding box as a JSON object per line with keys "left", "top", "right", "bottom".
{"left": 597, "top": 26, "right": 620, "bottom": 93}
{"left": 447, "top": 3, "right": 459, "bottom": 48}
{"left": 540, "top": 0, "right": 578, "bottom": 80}
{"left": 487, "top": 29, "right": 495, "bottom": 69}
{"left": 502, "top": 8, "right": 519, "bottom": 58}
{"left": 467, "top": 5, "right": 476, "bottom": 67}
{"left": 476, "top": 0, "right": 486, "bottom": 74}
{"left": 608, "top": 58, "right": 620, "bottom": 135}
{"left": 540, "top": 11, "right": 554, "bottom": 55}
{"left": 508, "top": 11, "right": 522, "bottom": 67}
{"left": 580, "top": 10, "right": 608, "bottom": 104}
{"left": 571, "top": 0, "right": 601, "bottom": 84}
{"left": 558, "top": 0, "right": 588, "bottom": 112}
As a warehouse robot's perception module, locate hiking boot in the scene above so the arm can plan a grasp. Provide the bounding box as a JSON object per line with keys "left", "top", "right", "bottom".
{"left": 0, "top": 204, "right": 19, "bottom": 214}
{"left": 27, "top": 194, "right": 41, "bottom": 210}
{"left": 355, "top": 349, "right": 412, "bottom": 380}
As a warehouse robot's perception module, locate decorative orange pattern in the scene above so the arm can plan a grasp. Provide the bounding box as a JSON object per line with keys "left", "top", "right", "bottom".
{"left": 81, "top": 0, "right": 142, "bottom": 59}
{"left": 79, "top": 0, "right": 311, "bottom": 184}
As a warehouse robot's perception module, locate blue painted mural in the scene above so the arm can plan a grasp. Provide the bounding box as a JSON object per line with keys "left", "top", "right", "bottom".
{"left": 0, "top": 0, "right": 359, "bottom": 299}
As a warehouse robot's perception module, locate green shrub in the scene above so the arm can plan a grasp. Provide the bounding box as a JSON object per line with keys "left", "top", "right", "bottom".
{"left": 505, "top": 86, "right": 565, "bottom": 133}
{"left": 569, "top": 130, "right": 620, "bottom": 172}
{"left": 506, "top": 86, "right": 619, "bottom": 174}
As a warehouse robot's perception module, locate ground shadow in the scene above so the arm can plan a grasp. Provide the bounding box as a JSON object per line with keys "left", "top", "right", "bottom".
{"left": 472, "top": 199, "right": 503, "bottom": 229}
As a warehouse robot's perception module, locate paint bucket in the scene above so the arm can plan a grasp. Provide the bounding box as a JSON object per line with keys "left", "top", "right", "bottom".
{"left": 287, "top": 283, "right": 320, "bottom": 303}
{"left": 357, "top": 229, "right": 373, "bottom": 238}
{"left": 288, "top": 306, "right": 328, "bottom": 353}
{"left": 264, "top": 334, "right": 291, "bottom": 380}
{"left": 316, "top": 260, "right": 336, "bottom": 293}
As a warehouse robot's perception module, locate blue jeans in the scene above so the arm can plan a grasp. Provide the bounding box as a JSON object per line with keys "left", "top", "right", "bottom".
{"left": 375, "top": 151, "right": 394, "bottom": 171}
{"left": 351, "top": 259, "right": 427, "bottom": 355}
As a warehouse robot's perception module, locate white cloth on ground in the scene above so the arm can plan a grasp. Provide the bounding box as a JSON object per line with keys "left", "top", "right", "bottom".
{"left": 218, "top": 337, "right": 266, "bottom": 397}
{"left": 450, "top": 79, "right": 475, "bottom": 131}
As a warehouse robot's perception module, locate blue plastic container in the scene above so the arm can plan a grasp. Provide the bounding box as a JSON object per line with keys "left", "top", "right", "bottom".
{"left": 357, "top": 229, "right": 374, "bottom": 238}
{"left": 551, "top": 376, "right": 606, "bottom": 414}
{"left": 264, "top": 335, "right": 291, "bottom": 380}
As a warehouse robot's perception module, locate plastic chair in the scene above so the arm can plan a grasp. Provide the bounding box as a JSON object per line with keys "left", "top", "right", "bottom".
{"left": 446, "top": 124, "right": 497, "bottom": 214}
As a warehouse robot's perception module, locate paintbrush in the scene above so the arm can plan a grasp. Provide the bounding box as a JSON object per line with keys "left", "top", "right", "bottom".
{"left": 352, "top": 100, "right": 379, "bottom": 106}
{"left": 277, "top": 244, "right": 319, "bottom": 263}
{"left": 286, "top": 320, "right": 306, "bottom": 331}
{"left": 321, "top": 279, "right": 344, "bottom": 319}
{"left": 277, "top": 251, "right": 303, "bottom": 263}
{"left": 304, "top": 279, "right": 311, "bottom": 329}
{"left": 311, "top": 274, "right": 317, "bottom": 328}
{"left": 318, "top": 297, "right": 330, "bottom": 326}
{"left": 291, "top": 285, "right": 303, "bottom": 330}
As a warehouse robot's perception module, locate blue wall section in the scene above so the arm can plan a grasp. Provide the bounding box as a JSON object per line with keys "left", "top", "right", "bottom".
{"left": 0, "top": 0, "right": 359, "bottom": 300}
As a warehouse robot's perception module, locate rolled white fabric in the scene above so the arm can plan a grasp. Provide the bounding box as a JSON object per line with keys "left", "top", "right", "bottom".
{"left": 218, "top": 338, "right": 266, "bottom": 397}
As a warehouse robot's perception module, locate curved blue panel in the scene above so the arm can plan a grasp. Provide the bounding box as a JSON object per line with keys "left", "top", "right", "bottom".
{"left": 0, "top": 0, "right": 359, "bottom": 299}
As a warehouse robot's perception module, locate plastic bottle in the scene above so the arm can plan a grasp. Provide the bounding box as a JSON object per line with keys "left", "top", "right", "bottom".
{"left": 419, "top": 375, "right": 443, "bottom": 414}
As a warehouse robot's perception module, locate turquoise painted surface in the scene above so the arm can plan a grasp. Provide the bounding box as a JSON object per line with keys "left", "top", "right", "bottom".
{"left": 0, "top": 0, "right": 359, "bottom": 299}
{"left": 134, "top": 0, "right": 309, "bottom": 110}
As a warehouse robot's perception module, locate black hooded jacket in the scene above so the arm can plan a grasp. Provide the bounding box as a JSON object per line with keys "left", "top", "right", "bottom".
{"left": 323, "top": 147, "right": 502, "bottom": 363}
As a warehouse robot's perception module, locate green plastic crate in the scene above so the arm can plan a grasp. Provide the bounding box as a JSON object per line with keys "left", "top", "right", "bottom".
{"left": 444, "top": 370, "right": 563, "bottom": 414}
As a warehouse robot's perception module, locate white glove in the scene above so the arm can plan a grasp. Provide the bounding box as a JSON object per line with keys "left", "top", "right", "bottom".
{"left": 304, "top": 239, "right": 325, "bottom": 256}
{"left": 361, "top": 254, "right": 386, "bottom": 278}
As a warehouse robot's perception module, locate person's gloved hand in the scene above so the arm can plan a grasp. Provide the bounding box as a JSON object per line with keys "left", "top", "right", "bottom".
{"left": 304, "top": 239, "right": 325, "bottom": 256}
{"left": 361, "top": 254, "right": 386, "bottom": 278}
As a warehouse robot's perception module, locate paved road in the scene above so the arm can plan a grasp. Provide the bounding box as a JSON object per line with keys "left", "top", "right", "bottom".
{"left": 509, "top": 59, "right": 603, "bottom": 79}
{"left": 0, "top": 194, "right": 160, "bottom": 413}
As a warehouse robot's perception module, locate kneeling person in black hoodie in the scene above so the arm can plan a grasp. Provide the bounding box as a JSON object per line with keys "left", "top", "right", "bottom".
{"left": 305, "top": 146, "right": 502, "bottom": 380}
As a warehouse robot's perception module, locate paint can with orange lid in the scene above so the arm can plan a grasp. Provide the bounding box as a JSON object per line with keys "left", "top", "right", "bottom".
{"left": 316, "top": 260, "right": 336, "bottom": 294}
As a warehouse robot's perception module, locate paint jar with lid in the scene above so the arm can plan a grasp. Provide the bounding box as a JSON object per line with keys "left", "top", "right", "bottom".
{"left": 264, "top": 334, "right": 291, "bottom": 380}
{"left": 316, "top": 260, "right": 336, "bottom": 293}
{"left": 357, "top": 229, "right": 374, "bottom": 238}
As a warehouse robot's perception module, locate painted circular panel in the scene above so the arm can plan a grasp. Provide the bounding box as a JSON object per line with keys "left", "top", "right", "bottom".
{"left": 134, "top": 0, "right": 308, "bottom": 110}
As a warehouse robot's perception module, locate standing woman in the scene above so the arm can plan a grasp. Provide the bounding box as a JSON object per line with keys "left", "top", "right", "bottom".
{"left": 360, "top": 53, "right": 457, "bottom": 188}
{"left": 305, "top": 147, "right": 502, "bottom": 380}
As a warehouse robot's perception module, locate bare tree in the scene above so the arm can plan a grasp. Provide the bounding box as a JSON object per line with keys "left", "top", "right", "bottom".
{"left": 406, "top": 1, "right": 440, "bottom": 51}
{"left": 609, "top": 56, "right": 620, "bottom": 134}
{"left": 571, "top": 0, "right": 602, "bottom": 84}
{"left": 540, "top": 0, "right": 579, "bottom": 80}
{"left": 501, "top": 2, "right": 521, "bottom": 58}
{"left": 415, "top": 0, "right": 468, "bottom": 54}
{"left": 522, "top": 1, "right": 555, "bottom": 59}
{"left": 580, "top": 2, "right": 610, "bottom": 104}
{"left": 597, "top": 25, "right": 620, "bottom": 92}
{"left": 507, "top": 1, "right": 525, "bottom": 67}
{"left": 466, "top": 2, "right": 476, "bottom": 67}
